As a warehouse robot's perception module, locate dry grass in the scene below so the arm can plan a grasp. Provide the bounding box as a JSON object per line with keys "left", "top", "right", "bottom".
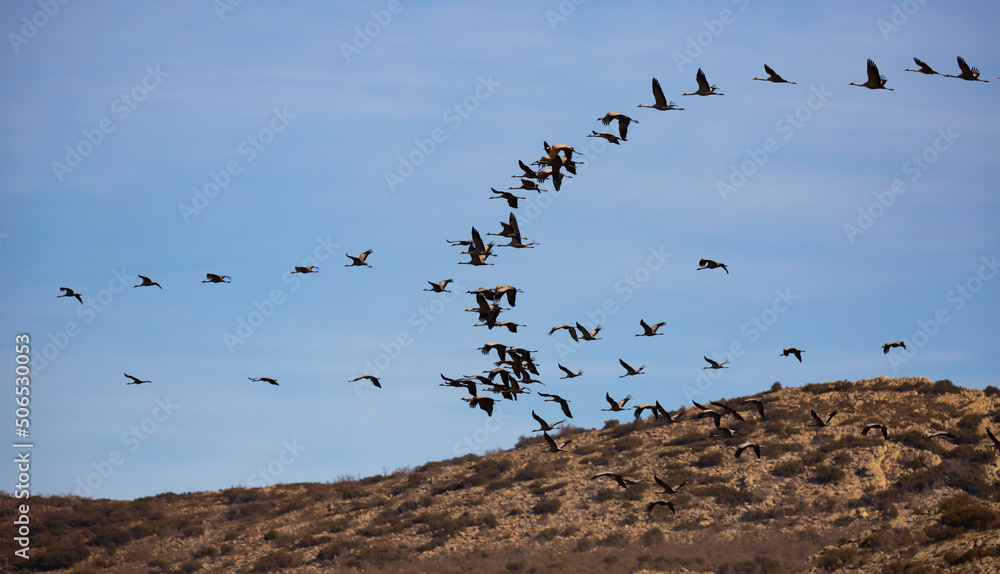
{"left": 5, "top": 377, "right": 999, "bottom": 573}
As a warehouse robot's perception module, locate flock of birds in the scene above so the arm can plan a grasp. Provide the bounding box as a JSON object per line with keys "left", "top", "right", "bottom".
{"left": 53, "top": 55, "right": 997, "bottom": 511}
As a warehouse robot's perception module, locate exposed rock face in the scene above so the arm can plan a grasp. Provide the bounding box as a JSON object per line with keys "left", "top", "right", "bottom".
{"left": 8, "top": 377, "right": 1000, "bottom": 573}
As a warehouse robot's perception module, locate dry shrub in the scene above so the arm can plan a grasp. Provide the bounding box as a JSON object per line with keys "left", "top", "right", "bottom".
{"left": 532, "top": 498, "right": 562, "bottom": 515}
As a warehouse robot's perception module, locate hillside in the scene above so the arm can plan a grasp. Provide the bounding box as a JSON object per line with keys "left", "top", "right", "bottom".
{"left": 5, "top": 377, "right": 1000, "bottom": 574}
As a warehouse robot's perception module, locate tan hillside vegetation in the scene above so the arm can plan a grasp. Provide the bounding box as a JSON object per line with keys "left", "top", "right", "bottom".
{"left": 4, "top": 377, "right": 1000, "bottom": 573}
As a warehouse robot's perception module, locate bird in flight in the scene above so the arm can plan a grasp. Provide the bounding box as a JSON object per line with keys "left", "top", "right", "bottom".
{"left": 489, "top": 188, "right": 523, "bottom": 208}
{"left": 531, "top": 410, "right": 563, "bottom": 432}
{"left": 780, "top": 348, "right": 805, "bottom": 362}
{"left": 653, "top": 475, "right": 686, "bottom": 495}
{"left": 809, "top": 409, "right": 837, "bottom": 427}
{"left": 618, "top": 359, "right": 646, "bottom": 378}
{"left": 350, "top": 374, "right": 381, "bottom": 388}
{"left": 588, "top": 130, "right": 625, "bottom": 145}
{"left": 124, "top": 373, "right": 151, "bottom": 385}
{"left": 250, "top": 377, "right": 279, "bottom": 386}
{"left": 538, "top": 392, "right": 573, "bottom": 418}
{"left": 703, "top": 356, "right": 730, "bottom": 369}
{"left": 557, "top": 364, "right": 583, "bottom": 379}
{"left": 203, "top": 273, "right": 231, "bottom": 283}
{"left": 710, "top": 401, "right": 745, "bottom": 422}
{"left": 292, "top": 265, "right": 319, "bottom": 274}
{"left": 133, "top": 275, "right": 162, "bottom": 289}
{"left": 345, "top": 250, "right": 373, "bottom": 267}
{"left": 597, "top": 112, "right": 638, "bottom": 139}
{"left": 696, "top": 409, "right": 723, "bottom": 428}
{"left": 923, "top": 430, "right": 956, "bottom": 440}
{"left": 602, "top": 392, "right": 632, "bottom": 412}
{"left": 484, "top": 320, "right": 524, "bottom": 333}
{"left": 637, "top": 77, "right": 684, "bottom": 110}
{"left": 655, "top": 402, "right": 684, "bottom": 424}
{"left": 549, "top": 324, "right": 578, "bottom": 341}
{"left": 591, "top": 472, "right": 641, "bottom": 489}
{"left": 510, "top": 178, "right": 543, "bottom": 193}
{"left": 905, "top": 57, "right": 940, "bottom": 75}
{"left": 683, "top": 68, "right": 723, "bottom": 96}
{"left": 861, "top": 423, "right": 888, "bottom": 439}
{"left": 646, "top": 500, "right": 676, "bottom": 514}
{"left": 753, "top": 63, "right": 796, "bottom": 84}
{"left": 945, "top": 56, "right": 987, "bottom": 82}
{"left": 636, "top": 319, "right": 665, "bottom": 337}
{"left": 742, "top": 398, "right": 766, "bottom": 419}
{"left": 734, "top": 441, "right": 761, "bottom": 459}
{"left": 633, "top": 403, "right": 660, "bottom": 421}
{"left": 424, "top": 279, "right": 453, "bottom": 293}
{"left": 850, "top": 59, "right": 893, "bottom": 90}
{"left": 697, "top": 259, "right": 728, "bottom": 274}
{"left": 575, "top": 322, "right": 602, "bottom": 341}
{"left": 882, "top": 341, "right": 907, "bottom": 354}
{"left": 58, "top": 287, "right": 83, "bottom": 304}
{"left": 543, "top": 431, "right": 571, "bottom": 453}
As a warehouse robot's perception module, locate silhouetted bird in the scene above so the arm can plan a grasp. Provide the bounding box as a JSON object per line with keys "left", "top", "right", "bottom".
{"left": 618, "top": 359, "right": 645, "bottom": 378}
{"left": 653, "top": 475, "right": 686, "bottom": 494}
{"left": 646, "top": 500, "right": 676, "bottom": 514}
{"left": 250, "top": 377, "right": 279, "bottom": 386}
{"left": 637, "top": 77, "right": 684, "bottom": 110}
{"left": 851, "top": 59, "right": 893, "bottom": 90}
{"left": 636, "top": 319, "right": 666, "bottom": 337}
{"left": 134, "top": 275, "right": 162, "bottom": 289}
{"left": 58, "top": 287, "right": 83, "bottom": 304}
{"left": 543, "top": 431, "right": 571, "bottom": 453}
{"left": 592, "top": 472, "right": 641, "bottom": 489}
{"left": 557, "top": 364, "right": 583, "bottom": 379}
{"left": 882, "top": 341, "right": 907, "bottom": 354}
{"left": 602, "top": 392, "right": 631, "bottom": 412}
{"left": 735, "top": 441, "right": 761, "bottom": 458}
{"left": 538, "top": 392, "right": 573, "bottom": 418}
{"left": 424, "top": 279, "right": 453, "bottom": 293}
{"left": 809, "top": 409, "right": 837, "bottom": 427}
{"left": 703, "top": 357, "right": 730, "bottom": 369}
{"left": 203, "top": 273, "right": 231, "bottom": 283}
{"left": 753, "top": 64, "right": 795, "bottom": 84}
{"left": 683, "top": 68, "right": 723, "bottom": 95}
{"left": 862, "top": 423, "right": 888, "bottom": 439}
{"left": 697, "top": 259, "right": 728, "bottom": 273}
{"left": 905, "top": 57, "right": 940, "bottom": 75}
{"left": 345, "top": 250, "right": 373, "bottom": 267}
{"left": 945, "top": 56, "right": 987, "bottom": 82}
{"left": 350, "top": 374, "right": 381, "bottom": 388}
{"left": 597, "top": 112, "right": 638, "bottom": 139}
{"left": 742, "top": 398, "right": 766, "bottom": 419}
{"left": 531, "top": 410, "right": 563, "bottom": 432}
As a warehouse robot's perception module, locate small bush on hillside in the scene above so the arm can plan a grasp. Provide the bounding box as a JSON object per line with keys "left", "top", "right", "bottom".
{"left": 812, "top": 464, "right": 846, "bottom": 484}
{"left": 695, "top": 451, "right": 725, "bottom": 468}
{"left": 815, "top": 546, "right": 856, "bottom": 571}
{"left": 250, "top": 550, "right": 301, "bottom": 572}
{"left": 513, "top": 462, "right": 546, "bottom": 482}
{"left": 532, "top": 498, "right": 562, "bottom": 515}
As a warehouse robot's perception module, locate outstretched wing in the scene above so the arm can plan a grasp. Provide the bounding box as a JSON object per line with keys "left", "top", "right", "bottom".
{"left": 651, "top": 77, "right": 667, "bottom": 107}
{"left": 866, "top": 59, "right": 881, "bottom": 85}
{"left": 696, "top": 68, "right": 710, "bottom": 91}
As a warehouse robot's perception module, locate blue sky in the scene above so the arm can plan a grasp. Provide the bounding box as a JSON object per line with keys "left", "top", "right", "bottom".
{"left": 1, "top": 1, "right": 998, "bottom": 500}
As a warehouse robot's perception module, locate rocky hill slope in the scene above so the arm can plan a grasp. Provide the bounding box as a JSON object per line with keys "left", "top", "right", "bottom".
{"left": 4, "top": 377, "right": 1000, "bottom": 574}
